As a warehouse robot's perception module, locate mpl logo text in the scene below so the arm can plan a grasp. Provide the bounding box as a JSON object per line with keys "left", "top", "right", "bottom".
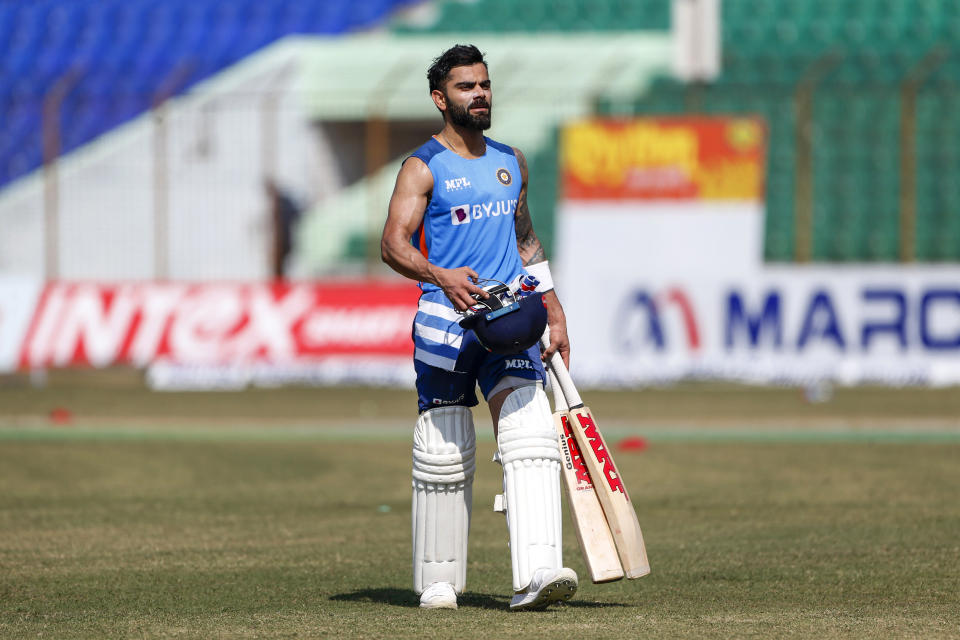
{"left": 445, "top": 177, "right": 472, "bottom": 191}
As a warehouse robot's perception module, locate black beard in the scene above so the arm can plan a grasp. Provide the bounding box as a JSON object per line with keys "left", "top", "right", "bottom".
{"left": 447, "top": 99, "right": 491, "bottom": 131}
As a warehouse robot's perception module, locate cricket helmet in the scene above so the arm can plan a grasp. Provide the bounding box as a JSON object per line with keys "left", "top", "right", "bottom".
{"left": 459, "top": 287, "right": 547, "bottom": 354}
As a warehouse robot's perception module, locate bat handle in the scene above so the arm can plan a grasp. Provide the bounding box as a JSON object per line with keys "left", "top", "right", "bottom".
{"left": 540, "top": 331, "right": 584, "bottom": 409}
{"left": 546, "top": 368, "right": 568, "bottom": 412}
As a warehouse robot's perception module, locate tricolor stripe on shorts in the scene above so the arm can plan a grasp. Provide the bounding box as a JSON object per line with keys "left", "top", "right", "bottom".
{"left": 413, "top": 290, "right": 465, "bottom": 371}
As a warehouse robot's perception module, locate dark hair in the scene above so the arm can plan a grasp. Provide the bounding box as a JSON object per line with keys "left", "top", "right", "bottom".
{"left": 427, "top": 44, "right": 487, "bottom": 93}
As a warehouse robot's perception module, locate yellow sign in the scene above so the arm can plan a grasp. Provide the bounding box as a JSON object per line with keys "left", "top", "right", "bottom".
{"left": 562, "top": 117, "right": 766, "bottom": 201}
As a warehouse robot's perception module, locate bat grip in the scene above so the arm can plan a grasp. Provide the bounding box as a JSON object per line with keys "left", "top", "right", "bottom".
{"left": 546, "top": 368, "right": 568, "bottom": 412}
{"left": 540, "top": 332, "right": 583, "bottom": 409}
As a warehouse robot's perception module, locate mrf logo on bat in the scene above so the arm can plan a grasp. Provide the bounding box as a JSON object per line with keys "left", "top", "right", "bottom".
{"left": 559, "top": 415, "right": 592, "bottom": 489}
{"left": 575, "top": 413, "right": 626, "bottom": 495}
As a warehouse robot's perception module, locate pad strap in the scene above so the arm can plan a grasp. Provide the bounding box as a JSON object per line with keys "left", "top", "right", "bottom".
{"left": 497, "top": 385, "right": 563, "bottom": 591}
{"left": 412, "top": 406, "right": 475, "bottom": 594}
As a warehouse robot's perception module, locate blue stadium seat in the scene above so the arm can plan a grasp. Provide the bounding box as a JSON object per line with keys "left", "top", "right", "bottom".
{"left": 0, "top": 0, "right": 418, "bottom": 188}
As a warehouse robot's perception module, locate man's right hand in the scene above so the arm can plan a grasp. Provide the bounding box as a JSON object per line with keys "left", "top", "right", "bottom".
{"left": 433, "top": 265, "right": 489, "bottom": 312}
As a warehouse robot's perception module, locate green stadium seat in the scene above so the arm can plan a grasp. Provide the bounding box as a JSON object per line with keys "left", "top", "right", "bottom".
{"left": 343, "top": 231, "right": 368, "bottom": 261}
{"left": 402, "top": 0, "right": 671, "bottom": 33}
{"left": 510, "top": 0, "right": 551, "bottom": 30}
{"left": 579, "top": 1, "right": 616, "bottom": 31}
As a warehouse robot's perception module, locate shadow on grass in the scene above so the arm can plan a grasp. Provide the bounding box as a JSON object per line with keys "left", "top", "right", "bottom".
{"left": 330, "top": 588, "right": 420, "bottom": 608}
{"left": 330, "top": 588, "right": 629, "bottom": 610}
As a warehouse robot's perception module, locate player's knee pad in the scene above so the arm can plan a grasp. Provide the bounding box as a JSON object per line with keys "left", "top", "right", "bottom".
{"left": 496, "top": 384, "right": 563, "bottom": 592}
{"left": 411, "top": 405, "right": 476, "bottom": 595}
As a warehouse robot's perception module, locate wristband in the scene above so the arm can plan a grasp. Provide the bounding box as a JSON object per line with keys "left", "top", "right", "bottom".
{"left": 524, "top": 260, "right": 554, "bottom": 292}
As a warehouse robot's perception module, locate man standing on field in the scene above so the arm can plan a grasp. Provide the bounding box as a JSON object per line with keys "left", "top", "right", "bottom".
{"left": 380, "top": 44, "right": 577, "bottom": 610}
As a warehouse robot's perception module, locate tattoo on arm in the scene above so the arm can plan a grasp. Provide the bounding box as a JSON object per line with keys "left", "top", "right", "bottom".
{"left": 514, "top": 149, "right": 546, "bottom": 265}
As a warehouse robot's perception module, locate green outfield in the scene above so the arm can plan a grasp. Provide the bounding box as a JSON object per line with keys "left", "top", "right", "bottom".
{"left": 1, "top": 373, "right": 958, "bottom": 638}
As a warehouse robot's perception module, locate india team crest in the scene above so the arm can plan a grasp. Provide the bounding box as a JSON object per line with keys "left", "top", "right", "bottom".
{"left": 496, "top": 168, "right": 512, "bottom": 186}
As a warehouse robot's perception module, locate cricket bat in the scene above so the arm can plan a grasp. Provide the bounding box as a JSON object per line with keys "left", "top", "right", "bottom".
{"left": 547, "top": 366, "right": 624, "bottom": 583}
{"left": 542, "top": 340, "right": 651, "bottom": 579}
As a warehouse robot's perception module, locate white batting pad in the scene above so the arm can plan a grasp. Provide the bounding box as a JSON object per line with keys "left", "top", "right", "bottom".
{"left": 411, "top": 406, "right": 476, "bottom": 594}
{"left": 497, "top": 385, "right": 564, "bottom": 592}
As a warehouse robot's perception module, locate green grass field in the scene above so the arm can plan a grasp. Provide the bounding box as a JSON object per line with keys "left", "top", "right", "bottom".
{"left": 1, "top": 373, "right": 959, "bottom": 638}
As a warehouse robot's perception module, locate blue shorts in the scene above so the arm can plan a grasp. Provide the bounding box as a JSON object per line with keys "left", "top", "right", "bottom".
{"left": 415, "top": 328, "right": 546, "bottom": 413}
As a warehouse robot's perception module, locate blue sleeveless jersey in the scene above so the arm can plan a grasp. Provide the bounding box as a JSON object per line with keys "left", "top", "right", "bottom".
{"left": 407, "top": 136, "right": 527, "bottom": 371}
{"left": 409, "top": 136, "right": 525, "bottom": 293}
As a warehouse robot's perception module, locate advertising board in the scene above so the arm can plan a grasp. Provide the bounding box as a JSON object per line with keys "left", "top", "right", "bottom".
{"left": 557, "top": 117, "right": 960, "bottom": 386}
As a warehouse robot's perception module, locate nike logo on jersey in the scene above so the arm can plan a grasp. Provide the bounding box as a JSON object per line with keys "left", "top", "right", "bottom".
{"left": 445, "top": 177, "right": 472, "bottom": 191}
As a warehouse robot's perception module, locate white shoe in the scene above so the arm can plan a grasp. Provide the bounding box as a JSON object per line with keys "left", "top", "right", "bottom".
{"left": 509, "top": 567, "right": 578, "bottom": 611}
{"left": 419, "top": 582, "right": 458, "bottom": 609}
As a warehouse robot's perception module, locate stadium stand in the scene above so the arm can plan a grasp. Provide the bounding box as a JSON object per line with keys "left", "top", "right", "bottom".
{"left": 7, "top": 0, "right": 955, "bottom": 266}
{"left": 611, "top": 0, "right": 960, "bottom": 262}
{"left": 393, "top": 0, "right": 669, "bottom": 33}
{"left": 0, "top": 0, "right": 418, "bottom": 189}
